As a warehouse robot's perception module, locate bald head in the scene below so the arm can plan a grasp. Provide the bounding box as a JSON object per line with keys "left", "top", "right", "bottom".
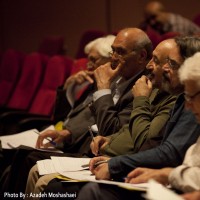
{"left": 115, "top": 28, "right": 153, "bottom": 59}
{"left": 144, "top": 1, "right": 165, "bottom": 15}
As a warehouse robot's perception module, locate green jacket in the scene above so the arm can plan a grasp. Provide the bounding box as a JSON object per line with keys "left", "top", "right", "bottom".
{"left": 101, "top": 89, "right": 177, "bottom": 157}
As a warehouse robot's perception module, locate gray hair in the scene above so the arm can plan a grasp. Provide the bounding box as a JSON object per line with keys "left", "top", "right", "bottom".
{"left": 179, "top": 52, "right": 200, "bottom": 88}
{"left": 84, "top": 35, "right": 115, "bottom": 58}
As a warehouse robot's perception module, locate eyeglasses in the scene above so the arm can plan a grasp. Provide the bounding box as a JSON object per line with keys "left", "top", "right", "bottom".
{"left": 184, "top": 90, "right": 200, "bottom": 102}
{"left": 109, "top": 50, "right": 135, "bottom": 59}
{"left": 165, "top": 58, "right": 180, "bottom": 70}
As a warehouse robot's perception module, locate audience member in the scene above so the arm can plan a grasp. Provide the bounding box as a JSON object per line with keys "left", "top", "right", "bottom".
{"left": 41, "top": 36, "right": 200, "bottom": 200}
{"left": 25, "top": 32, "right": 178, "bottom": 197}
{"left": 124, "top": 52, "right": 200, "bottom": 197}
{"left": 140, "top": 1, "right": 200, "bottom": 35}
{"left": 0, "top": 28, "right": 153, "bottom": 193}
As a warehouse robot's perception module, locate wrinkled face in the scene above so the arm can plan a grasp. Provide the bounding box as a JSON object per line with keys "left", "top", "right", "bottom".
{"left": 146, "top": 39, "right": 184, "bottom": 93}
{"left": 184, "top": 80, "right": 200, "bottom": 123}
{"left": 109, "top": 31, "right": 145, "bottom": 79}
{"left": 87, "top": 47, "right": 110, "bottom": 71}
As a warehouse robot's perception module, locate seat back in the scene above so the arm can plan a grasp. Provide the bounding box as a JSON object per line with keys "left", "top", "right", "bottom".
{"left": 7, "top": 52, "right": 48, "bottom": 110}
{"left": 0, "top": 49, "right": 24, "bottom": 106}
{"left": 193, "top": 14, "right": 200, "bottom": 27}
{"left": 75, "top": 29, "right": 106, "bottom": 59}
{"left": 29, "top": 55, "right": 73, "bottom": 116}
{"left": 38, "top": 36, "right": 65, "bottom": 56}
{"left": 70, "top": 58, "right": 88, "bottom": 75}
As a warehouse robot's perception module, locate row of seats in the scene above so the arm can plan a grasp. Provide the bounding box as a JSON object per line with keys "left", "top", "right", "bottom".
{"left": 0, "top": 49, "right": 88, "bottom": 134}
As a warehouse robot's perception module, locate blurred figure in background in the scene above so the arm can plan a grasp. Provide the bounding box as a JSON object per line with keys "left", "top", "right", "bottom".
{"left": 140, "top": 1, "right": 200, "bottom": 35}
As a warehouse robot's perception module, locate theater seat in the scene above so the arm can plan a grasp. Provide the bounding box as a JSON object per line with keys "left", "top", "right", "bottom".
{"left": 0, "top": 55, "right": 74, "bottom": 134}
{"left": 0, "top": 49, "right": 25, "bottom": 107}
{"left": 38, "top": 36, "right": 65, "bottom": 56}
{"left": 75, "top": 29, "right": 106, "bottom": 59}
{"left": 6, "top": 52, "right": 49, "bottom": 111}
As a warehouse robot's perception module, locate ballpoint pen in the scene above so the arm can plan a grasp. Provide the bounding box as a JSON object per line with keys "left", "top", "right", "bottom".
{"left": 33, "top": 130, "right": 57, "bottom": 146}
{"left": 81, "top": 160, "right": 108, "bottom": 168}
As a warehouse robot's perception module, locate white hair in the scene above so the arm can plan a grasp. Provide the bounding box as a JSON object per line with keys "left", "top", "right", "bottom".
{"left": 84, "top": 35, "right": 115, "bottom": 58}
{"left": 179, "top": 52, "right": 200, "bottom": 88}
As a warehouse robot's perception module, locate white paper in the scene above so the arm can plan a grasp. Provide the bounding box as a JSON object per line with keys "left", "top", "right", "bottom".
{"left": 145, "top": 180, "right": 184, "bottom": 200}
{"left": 66, "top": 81, "right": 90, "bottom": 107}
{"left": 0, "top": 125, "right": 63, "bottom": 153}
{"left": 37, "top": 156, "right": 90, "bottom": 175}
{"left": 51, "top": 156, "right": 90, "bottom": 172}
{"left": 59, "top": 170, "right": 96, "bottom": 181}
{"left": 59, "top": 170, "right": 148, "bottom": 191}
{"left": 37, "top": 159, "right": 57, "bottom": 175}
{"left": 0, "top": 128, "right": 40, "bottom": 149}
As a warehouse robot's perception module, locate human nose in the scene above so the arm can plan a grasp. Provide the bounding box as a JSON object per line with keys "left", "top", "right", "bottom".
{"left": 162, "top": 62, "right": 171, "bottom": 71}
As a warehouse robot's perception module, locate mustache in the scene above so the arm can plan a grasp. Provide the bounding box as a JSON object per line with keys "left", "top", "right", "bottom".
{"left": 111, "top": 60, "right": 120, "bottom": 69}
{"left": 144, "top": 69, "right": 154, "bottom": 80}
{"left": 162, "top": 72, "right": 170, "bottom": 82}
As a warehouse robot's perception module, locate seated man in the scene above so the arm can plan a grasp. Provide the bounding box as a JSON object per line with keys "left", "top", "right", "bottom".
{"left": 1, "top": 28, "right": 155, "bottom": 193}
{"left": 124, "top": 52, "right": 200, "bottom": 197}
{"left": 41, "top": 36, "right": 200, "bottom": 200}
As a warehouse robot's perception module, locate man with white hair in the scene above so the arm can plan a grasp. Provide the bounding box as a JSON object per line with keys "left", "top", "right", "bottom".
{"left": 1, "top": 28, "right": 154, "bottom": 193}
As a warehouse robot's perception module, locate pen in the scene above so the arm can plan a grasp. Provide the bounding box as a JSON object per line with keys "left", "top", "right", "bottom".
{"left": 81, "top": 160, "right": 108, "bottom": 168}
{"left": 88, "top": 126, "right": 95, "bottom": 142}
{"left": 33, "top": 130, "right": 57, "bottom": 146}
{"left": 93, "top": 160, "right": 108, "bottom": 167}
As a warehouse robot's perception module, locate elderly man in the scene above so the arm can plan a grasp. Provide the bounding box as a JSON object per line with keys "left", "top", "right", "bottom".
{"left": 1, "top": 28, "right": 154, "bottom": 194}
{"left": 124, "top": 52, "right": 200, "bottom": 199}
{"left": 41, "top": 36, "right": 200, "bottom": 200}
{"left": 24, "top": 26, "right": 179, "bottom": 198}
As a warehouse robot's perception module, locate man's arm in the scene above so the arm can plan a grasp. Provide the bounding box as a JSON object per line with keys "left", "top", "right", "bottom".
{"left": 129, "top": 91, "right": 177, "bottom": 152}
{"left": 169, "top": 137, "right": 200, "bottom": 192}
{"left": 91, "top": 92, "right": 133, "bottom": 136}
{"left": 108, "top": 109, "right": 200, "bottom": 180}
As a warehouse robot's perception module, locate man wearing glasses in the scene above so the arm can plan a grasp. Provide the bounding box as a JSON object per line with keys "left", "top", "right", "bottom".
{"left": 40, "top": 36, "right": 200, "bottom": 200}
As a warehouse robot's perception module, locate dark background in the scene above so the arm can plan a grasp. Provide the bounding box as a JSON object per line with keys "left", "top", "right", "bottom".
{"left": 0, "top": 0, "right": 199, "bottom": 57}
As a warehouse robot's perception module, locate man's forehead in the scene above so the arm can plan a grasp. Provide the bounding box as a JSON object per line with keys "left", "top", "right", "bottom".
{"left": 153, "top": 40, "right": 179, "bottom": 56}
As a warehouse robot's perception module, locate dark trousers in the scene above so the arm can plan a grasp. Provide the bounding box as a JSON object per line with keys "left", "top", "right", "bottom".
{"left": 0, "top": 147, "right": 83, "bottom": 194}
{"left": 42, "top": 178, "right": 145, "bottom": 200}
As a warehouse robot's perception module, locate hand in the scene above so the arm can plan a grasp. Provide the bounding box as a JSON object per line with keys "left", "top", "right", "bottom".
{"left": 90, "top": 136, "right": 110, "bottom": 156}
{"left": 36, "top": 129, "right": 71, "bottom": 148}
{"left": 89, "top": 156, "right": 111, "bottom": 180}
{"left": 63, "top": 70, "right": 94, "bottom": 89}
{"left": 132, "top": 75, "right": 152, "bottom": 97}
{"left": 181, "top": 191, "right": 200, "bottom": 200}
{"left": 125, "top": 167, "right": 173, "bottom": 185}
{"left": 94, "top": 62, "right": 123, "bottom": 90}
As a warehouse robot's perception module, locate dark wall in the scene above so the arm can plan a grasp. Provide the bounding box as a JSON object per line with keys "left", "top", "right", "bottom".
{"left": 0, "top": 0, "right": 200, "bottom": 57}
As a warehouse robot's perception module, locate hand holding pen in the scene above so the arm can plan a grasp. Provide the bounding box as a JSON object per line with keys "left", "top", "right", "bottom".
{"left": 89, "top": 133, "right": 110, "bottom": 156}
{"left": 89, "top": 156, "right": 111, "bottom": 180}
{"left": 35, "top": 129, "right": 71, "bottom": 148}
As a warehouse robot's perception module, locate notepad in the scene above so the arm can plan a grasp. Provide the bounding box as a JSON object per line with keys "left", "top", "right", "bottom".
{"left": 0, "top": 125, "right": 63, "bottom": 153}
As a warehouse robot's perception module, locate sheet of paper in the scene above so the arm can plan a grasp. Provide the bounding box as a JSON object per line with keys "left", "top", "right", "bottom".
{"left": 0, "top": 125, "right": 63, "bottom": 153}
{"left": 0, "top": 128, "right": 40, "bottom": 149}
{"left": 145, "top": 180, "right": 184, "bottom": 200}
{"left": 59, "top": 170, "right": 96, "bottom": 181}
{"left": 51, "top": 156, "right": 90, "bottom": 172}
{"left": 37, "top": 156, "right": 90, "bottom": 175}
{"left": 59, "top": 170, "right": 148, "bottom": 191}
{"left": 37, "top": 159, "right": 57, "bottom": 175}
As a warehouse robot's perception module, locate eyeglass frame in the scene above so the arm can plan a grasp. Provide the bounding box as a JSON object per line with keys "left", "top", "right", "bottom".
{"left": 165, "top": 58, "right": 181, "bottom": 70}
{"left": 184, "top": 90, "right": 200, "bottom": 102}
{"left": 109, "top": 48, "right": 139, "bottom": 59}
